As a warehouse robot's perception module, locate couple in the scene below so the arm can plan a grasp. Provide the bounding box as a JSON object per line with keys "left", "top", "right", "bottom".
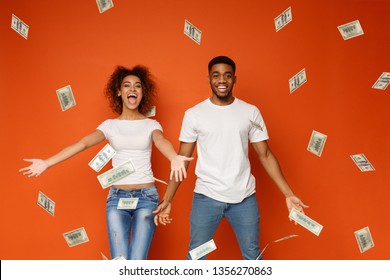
{"left": 20, "top": 56, "right": 307, "bottom": 260}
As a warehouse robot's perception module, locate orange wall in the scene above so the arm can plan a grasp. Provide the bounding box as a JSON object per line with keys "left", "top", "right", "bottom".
{"left": 1, "top": 0, "right": 389, "bottom": 260}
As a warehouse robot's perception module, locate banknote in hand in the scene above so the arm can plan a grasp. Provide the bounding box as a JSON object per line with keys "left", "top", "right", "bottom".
{"left": 289, "top": 208, "right": 323, "bottom": 236}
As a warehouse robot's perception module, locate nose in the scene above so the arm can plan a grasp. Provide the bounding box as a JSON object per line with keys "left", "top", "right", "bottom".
{"left": 217, "top": 74, "right": 226, "bottom": 83}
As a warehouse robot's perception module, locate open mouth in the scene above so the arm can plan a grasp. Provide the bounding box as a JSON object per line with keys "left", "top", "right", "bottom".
{"left": 127, "top": 93, "right": 137, "bottom": 104}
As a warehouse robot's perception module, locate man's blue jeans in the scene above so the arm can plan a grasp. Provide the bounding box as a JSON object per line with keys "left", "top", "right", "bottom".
{"left": 187, "top": 192, "right": 261, "bottom": 260}
{"left": 106, "top": 186, "right": 158, "bottom": 260}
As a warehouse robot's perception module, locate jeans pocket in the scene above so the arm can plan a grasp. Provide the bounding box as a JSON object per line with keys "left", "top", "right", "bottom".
{"left": 193, "top": 192, "right": 206, "bottom": 200}
{"left": 142, "top": 187, "right": 159, "bottom": 203}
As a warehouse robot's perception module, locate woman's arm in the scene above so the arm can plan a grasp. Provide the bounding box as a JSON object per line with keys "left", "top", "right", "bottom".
{"left": 19, "top": 130, "right": 106, "bottom": 177}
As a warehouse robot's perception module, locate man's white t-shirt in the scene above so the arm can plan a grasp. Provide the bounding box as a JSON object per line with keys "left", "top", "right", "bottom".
{"left": 180, "top": 98, "right": 269, "bottom": 203}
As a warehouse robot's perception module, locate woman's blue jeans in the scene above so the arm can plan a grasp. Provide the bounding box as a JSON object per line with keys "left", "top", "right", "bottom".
{"left": 106, "top": 186, "right": 158, "bottom": 260}
{"left": 187, "top": 192, "right": 261, "bottom": 260}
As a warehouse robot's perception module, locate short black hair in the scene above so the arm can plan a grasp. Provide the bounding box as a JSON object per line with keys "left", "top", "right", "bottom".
{"left": 208, "top": 56, "right": 236, "bottom": 73}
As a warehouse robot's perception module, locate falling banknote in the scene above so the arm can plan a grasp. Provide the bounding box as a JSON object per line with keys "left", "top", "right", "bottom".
{"left": 37, "top": 191, "right": 55, "bottom": 216}
{"left": 372, "top": 72, "right": 390, "bottom": 90}
{"left": 88, "top": 143, "right": 116, "bottom": 172}
{"left": 117, "top": 198, "right": 139, "bottom": 209}
{"left": 289, "top": 208, "right": 323, "bottom": 236}
{"left": 184, "top": 20, "right": 202, "bottom": 45}
{"left": 96, "top": 0, "right": 114, "bottom": 13}
{"left": 189, "top": 239, "right": 217, "bottom": 260}
{"left": 350, "top": 153, "right": 375, "bottom": 172}
{"left": 354, "top": 226, "right": 374, "bottom": 253}
{"left": 289, "top": 68, "right": 307, "bottom": 93}
{"left": 97, "top": 159, "right": 135, "bottom": 189}
{"left": 274, "top": 7, "right": 292, "bottom": 32}
{"left": 11, "top": 14, "right": 29, "bottom": 39}
{"left": 337, "top": 20, "right": 364, "bottom": 40}
{"left": 307, "top": 130, "right": 327, "bottom": 157}
{"left": 63, "top": 227, "right": 89, "bottom": 247}
{"left": 56, "top": 85, "right": 76, "bottom": 111}
{"left": 144, "top": 106, "right": 156, "bottom": 117}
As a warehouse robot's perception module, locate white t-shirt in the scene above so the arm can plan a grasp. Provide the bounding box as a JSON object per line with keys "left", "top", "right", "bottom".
{"left": 97, "top": 118, "right": 162, "bottom": 185}
{"left": 180, "top": 98, "right": 269, "bottom": 203}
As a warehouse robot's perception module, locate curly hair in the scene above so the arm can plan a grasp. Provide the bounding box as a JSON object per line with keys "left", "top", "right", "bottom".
{"left": 104, "top": 65, "right": 157, "bottom": 115}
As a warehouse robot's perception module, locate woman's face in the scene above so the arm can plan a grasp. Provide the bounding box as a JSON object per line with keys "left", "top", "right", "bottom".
{"left": 118, "top": 75, "right": 143, "bottom": 111}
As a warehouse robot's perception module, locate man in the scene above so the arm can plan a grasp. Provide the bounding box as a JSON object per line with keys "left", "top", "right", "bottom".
{"left": 155, "top": 56, "right": 308, "bottom": 260}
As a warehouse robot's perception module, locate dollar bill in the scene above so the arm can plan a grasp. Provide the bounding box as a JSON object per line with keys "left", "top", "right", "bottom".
{"left": 274, "top": 7, "right": 292, "bottom": 32}
{"left": 63, "top": 227, "right": 89, "bottom": 247}
{"left": 88, "top": 143, "right": 116, "bottom": 172}
{"left": 117, "top": 198, "right": 139, "bottom": 209}
{"left": 289, "top": 208, "right": 323, "bottom": 236}
{"left": 337, "top": 20, "right": 364, "bottom": 40}
{"left": 11, "top": 14, "right": 29, "bottom": 39}
{"left": 97, "top": 159, "right": 135, "bottom": 189}
{"left": 289, "top": 68, "right": 307, "bottom": 93}
{"left": 273, "top": 234, "right": 299, "bottom": 243}
{"left": 189, "top": 239, "right": 217, "bottom": 260}
{"left": 144, "top": 106, "right": 156, "bottom": 117}
{"left": 184, "top": 20, "right": 202, "bottom": 45}
{"left": 37, "top": 191, "right": 55, "bottom": 216}
{"left": 96, "top": 0, "right": 114, "bottom": 13}
{"left": 56, "top": 85, "right": 76, "bottom": 112}
{"left": 307, "top": 130, "right": 327, "bottom": 157}
{"left": 354, "top": 226, "right": 374, "bottom": 253}
{"left": 350, "top": 154, "right": 375, "bottom": 172}
{"left": 113, "top": 255, "right": 126, "bottom": 260}
{"left": 250, "top": 120, "right": 263, "bottom": 131}
{"left": 101, "top": 252, "right": 108, "bottom": 260}
{"left": 372, "top": 72, "right": 390, "bottom": 90}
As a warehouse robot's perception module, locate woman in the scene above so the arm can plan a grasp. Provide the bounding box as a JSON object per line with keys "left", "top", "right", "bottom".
{"left": 19, "top": 65, "right": 192, "bottom": 260}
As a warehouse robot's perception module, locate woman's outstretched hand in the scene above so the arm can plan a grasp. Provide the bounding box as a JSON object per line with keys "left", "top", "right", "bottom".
{"left": 170, "top": 155, "right": 194, "bottom": 182}
{"left": 19, "top": 159, "right": 48, "bottom": 177}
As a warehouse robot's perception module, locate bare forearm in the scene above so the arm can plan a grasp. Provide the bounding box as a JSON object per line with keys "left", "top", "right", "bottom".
{"left": 45, "top": 142, "right": 87, "bottom": 168}
{"left": 154, "top": 137, "right": 177, "bottom": 161}
{"left": 259, "top": 152, "right": 294, "bottom": 197}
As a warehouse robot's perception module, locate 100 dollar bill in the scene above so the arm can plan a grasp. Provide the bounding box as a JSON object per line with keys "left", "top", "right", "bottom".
{"left": 11, "top": 14, "right": 29, "bottom": 39}
{"left": 97, "top": 159, "right": 135, "bottom": 189}
{"left": 37, "top": 191, "right": 55, "bottom": 216}
{"left": 289, "top": 68, "right": 307, "bottom": 93}
{"left": 189, "top": 239, "right": 217, "bottom": 260}
{"left": 354, "top": 226, "right": 374, "bottom": 253}
{"left": 89, "top": 143, "right": 116, "bottom": 172}
{"left": 63, "top": 227, "right": 89, "bottom": 247}
{"left": 289, "top": 208, "right": 323, "bottom": 236}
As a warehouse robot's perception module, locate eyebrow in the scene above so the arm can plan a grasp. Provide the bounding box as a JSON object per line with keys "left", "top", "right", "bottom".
{"left": 123, "top": 81, "right": 142, "bottom": 84}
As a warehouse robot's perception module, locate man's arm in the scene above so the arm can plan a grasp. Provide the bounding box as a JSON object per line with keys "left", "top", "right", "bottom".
{"left": 251, "top": 140, "right": 308, "bottom": 213}
{"left": 153, "top": 141, "right": 196, "bottom": 225}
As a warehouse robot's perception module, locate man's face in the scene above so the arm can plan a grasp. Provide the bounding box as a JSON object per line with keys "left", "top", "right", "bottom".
{"left": 209, "top": 63, "right": 236, "bottom": 101}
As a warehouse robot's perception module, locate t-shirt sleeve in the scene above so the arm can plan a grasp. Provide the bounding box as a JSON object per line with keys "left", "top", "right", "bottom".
{"left": 96, "top": 120, "right": 110, "bottom": 139}
{"left": 151, "top": 120, "right": 163, "bottom": 132}
{"left": 179, "top": 110, "right": 197, "bottom": 143}
{"left": 249, "top": 107, "right": 269, "bottom": 143}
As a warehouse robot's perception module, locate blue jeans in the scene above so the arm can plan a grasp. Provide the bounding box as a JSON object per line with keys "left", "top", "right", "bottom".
{"left": 106, "top": 186, "right": 158, "bottom": 260}
{"left": 187, "top": 193, "right": 261, "bottom": 260}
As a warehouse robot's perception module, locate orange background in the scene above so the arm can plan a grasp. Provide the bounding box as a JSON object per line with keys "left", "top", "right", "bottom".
{"left": 1, "top": 0, "right": 389, "bottom": 260}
